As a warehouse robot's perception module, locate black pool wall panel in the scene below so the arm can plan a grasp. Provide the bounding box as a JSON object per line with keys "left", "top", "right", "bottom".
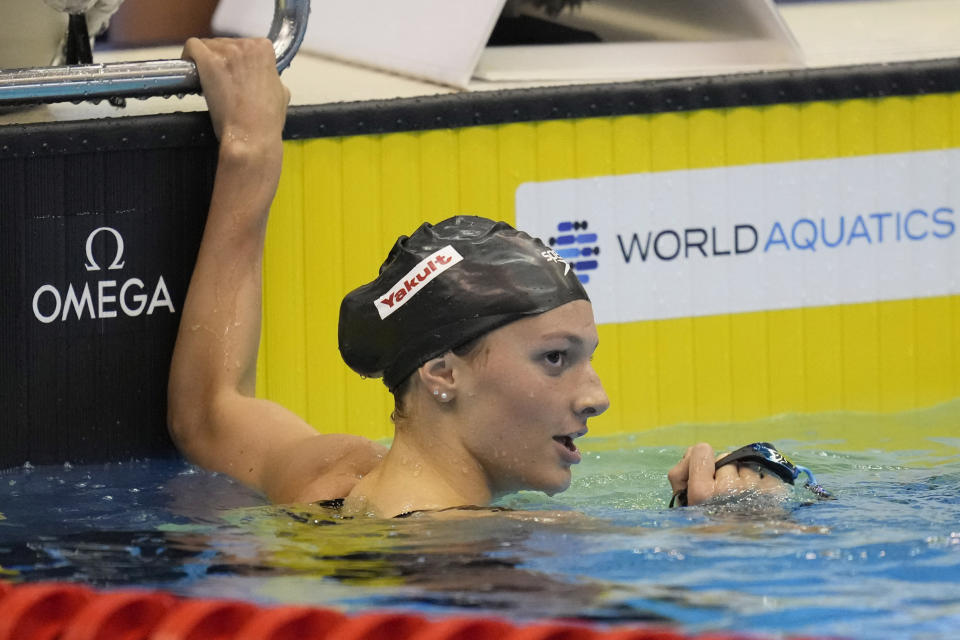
{"left": 0, "top": 114, "right": 217, "bottom": 468}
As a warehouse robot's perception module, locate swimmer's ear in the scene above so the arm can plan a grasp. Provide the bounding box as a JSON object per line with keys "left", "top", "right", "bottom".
{"left": 417, "top": 355, "right": 455, "bottom": 395}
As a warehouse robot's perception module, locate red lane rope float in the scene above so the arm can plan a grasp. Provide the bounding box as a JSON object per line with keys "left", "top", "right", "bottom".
{"left": 232, "top": 605, "right": 346, "bottom": 640}
{"left": 150, "top": 598, "right": 259, "bottom": 640}
{"left": 0, "top": 581, "right": 823, "bottom": 640}
{"left": 412, "top": 617, "right": 515, "bottom": 640}
{"left": 0, "top": 583, "right": 93, "bottom": 640}
{"left": 509, "top": 623, "right": 601, "bottom": 640}
{"left": 603, "top": 629, "right": 688, "bottom": 640}
{"left": 332, "top": 612, "right": 430, "bottom": 640}
{"left": 59, "top": 590, "right": 176, "bottom": 640}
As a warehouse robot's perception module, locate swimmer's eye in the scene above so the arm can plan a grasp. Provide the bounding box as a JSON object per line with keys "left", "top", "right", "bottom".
{"left": 543, "top": 350, "right": 567, "bottom": 368}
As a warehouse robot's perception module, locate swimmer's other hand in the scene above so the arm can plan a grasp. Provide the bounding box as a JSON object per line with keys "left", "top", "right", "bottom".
{"left": 667, "top": 443, "right": 788, "bottom": 507}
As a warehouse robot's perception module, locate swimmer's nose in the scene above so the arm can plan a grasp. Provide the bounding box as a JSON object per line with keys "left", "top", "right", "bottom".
{"left": 575, "top": 364, "right": 610, "bottom": 418}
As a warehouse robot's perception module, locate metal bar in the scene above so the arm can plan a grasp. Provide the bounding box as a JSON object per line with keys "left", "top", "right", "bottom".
{"left": 0, "top": 0, "right": 310, "bottom": 107}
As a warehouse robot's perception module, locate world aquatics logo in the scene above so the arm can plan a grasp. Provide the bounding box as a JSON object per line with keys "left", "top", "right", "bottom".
{"left": 516, "top": 149, "right": 960, "bottom": 325}
{"left": 547, "top": 220, "right": 599, "bottom": 284}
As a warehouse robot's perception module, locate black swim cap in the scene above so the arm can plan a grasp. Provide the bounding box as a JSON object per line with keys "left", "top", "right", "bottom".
{"left": 338, "top": 215, "right": 589, "bottom": 391}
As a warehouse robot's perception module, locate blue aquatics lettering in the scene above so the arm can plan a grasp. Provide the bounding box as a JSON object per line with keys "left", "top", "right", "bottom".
{"left": 613, "top": 206, "right": 955, "bottom": 265}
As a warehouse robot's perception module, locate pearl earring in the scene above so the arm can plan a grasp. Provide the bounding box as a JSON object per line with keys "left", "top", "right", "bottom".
{"left": 440, "top": 392, "right": 449, "bottom": 402}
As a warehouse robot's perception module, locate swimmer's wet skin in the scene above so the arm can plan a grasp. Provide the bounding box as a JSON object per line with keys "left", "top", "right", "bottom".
{"left": 669, "top": 442, "right": 833, "bottom": 507}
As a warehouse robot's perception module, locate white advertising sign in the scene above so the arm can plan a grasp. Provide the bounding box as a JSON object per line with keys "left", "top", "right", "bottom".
{"left": 516, "top": 149, "right": 960, "bottom": 325}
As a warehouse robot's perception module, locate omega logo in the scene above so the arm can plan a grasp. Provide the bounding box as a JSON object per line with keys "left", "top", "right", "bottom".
{"left": 84, "top": 226, "right": 125, "bottom": 271}
{"left": 32, "top": 226, "right": 175, "bottom": 324}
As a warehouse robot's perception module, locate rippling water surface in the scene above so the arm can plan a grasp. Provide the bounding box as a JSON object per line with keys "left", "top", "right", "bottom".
{"left": 2, "top": 413, "right": 959, "bottom": 639}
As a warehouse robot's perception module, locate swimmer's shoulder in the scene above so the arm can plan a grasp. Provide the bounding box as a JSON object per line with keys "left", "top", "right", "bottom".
{"left": 266, "top": 433, "right": 387, "bottom": 504}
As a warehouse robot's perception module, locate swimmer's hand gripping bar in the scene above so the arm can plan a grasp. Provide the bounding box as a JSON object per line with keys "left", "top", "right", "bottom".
{"left": 0, "top": 0, "right": 309, "bottom": 107}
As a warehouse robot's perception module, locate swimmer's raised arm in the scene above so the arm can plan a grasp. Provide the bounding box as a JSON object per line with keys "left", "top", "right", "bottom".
{"left": 167, "top": 38, "right": 384, "bottom": 503}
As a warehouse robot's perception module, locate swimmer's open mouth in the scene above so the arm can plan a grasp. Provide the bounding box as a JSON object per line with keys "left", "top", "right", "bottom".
{"left": 553, "top": 435, "right": 577, "bottom": 452}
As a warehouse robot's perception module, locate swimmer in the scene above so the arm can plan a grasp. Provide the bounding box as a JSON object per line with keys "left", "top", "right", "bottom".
{"left": 167, "top": 38, "right": 773, "bottom": 517}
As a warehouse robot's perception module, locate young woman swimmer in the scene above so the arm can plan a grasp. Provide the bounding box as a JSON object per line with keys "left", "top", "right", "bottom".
{"left": 167, "top": 38, "right": 775, "bottom": 518}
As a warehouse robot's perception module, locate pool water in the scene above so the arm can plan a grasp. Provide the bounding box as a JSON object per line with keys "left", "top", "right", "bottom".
{"left": 2, "top": 410, "right": 960, "bottom": 639}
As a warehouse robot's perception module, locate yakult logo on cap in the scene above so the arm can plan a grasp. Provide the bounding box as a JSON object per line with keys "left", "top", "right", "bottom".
{"left": 375, "top": 245, "right": 463, "bottom": 320}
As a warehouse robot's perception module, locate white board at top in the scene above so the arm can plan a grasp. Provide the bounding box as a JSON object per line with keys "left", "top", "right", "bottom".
{"left": 212, "top": 0, "right": 507, "bottom": 88}
{"left": 212, "top": 0, "right": 802, "bottom": 89}
{"left": 476, "top": 0, "right": 803, "bottom": 83}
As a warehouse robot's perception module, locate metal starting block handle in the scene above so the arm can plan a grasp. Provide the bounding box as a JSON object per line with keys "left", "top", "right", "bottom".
{"left": 0, "top": 0, "right": 309, "bottom": 106}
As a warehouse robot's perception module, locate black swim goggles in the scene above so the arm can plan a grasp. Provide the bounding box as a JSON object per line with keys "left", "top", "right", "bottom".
{"left": 669, "top": 442, "right": 833, "bottom": 507}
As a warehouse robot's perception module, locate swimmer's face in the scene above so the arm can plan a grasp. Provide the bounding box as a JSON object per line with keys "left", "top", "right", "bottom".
{"left": 452, "top": 299, "right": 609, "bottom": 497}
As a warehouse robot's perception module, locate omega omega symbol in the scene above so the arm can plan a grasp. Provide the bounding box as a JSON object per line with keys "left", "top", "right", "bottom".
{"left": 31, "top": 225, "right": 175, "bottom": 324}
{"left": 84, "top": 226, "right": 125, "bottom": 271}
{"left": 547, "top": 220, "right": 599, "bottom": 284}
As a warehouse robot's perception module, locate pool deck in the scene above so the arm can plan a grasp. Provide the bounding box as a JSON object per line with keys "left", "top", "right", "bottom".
{"left": 2, "top": 0, "right": 960, "bottom": 126}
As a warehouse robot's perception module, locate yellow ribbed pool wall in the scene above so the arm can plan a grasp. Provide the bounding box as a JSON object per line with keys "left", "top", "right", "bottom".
{"left": 258, "top": 92, "right": 960, "bottom": 440}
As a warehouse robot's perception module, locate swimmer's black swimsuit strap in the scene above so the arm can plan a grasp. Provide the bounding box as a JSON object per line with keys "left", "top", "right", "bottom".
{"left": 394, "top": 505, "right": 513, "bottom": 519}
{"left": 310, "top": 499, "right": 512, "bottom": 519}
{"left": 314, "top": 498, "right": 346, "bottom": 510}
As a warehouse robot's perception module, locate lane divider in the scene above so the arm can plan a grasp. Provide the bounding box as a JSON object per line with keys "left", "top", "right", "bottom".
{"left": 61, "top": 591, "right": 176, "bottom": 640}
{"left": 0, "top": 581, "right": 823, "bottom": 640}
{"left": 0, "top": 583, "right": 93, "bottom": 640}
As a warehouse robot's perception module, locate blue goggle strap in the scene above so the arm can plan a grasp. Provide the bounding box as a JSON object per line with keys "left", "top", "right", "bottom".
{"left": 795, "top": 464, "right": 833, "bottom": 499}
